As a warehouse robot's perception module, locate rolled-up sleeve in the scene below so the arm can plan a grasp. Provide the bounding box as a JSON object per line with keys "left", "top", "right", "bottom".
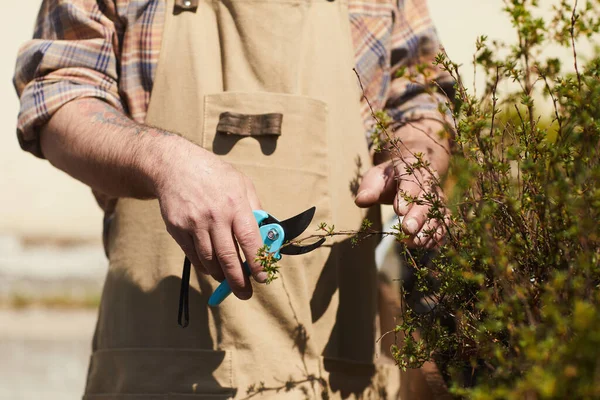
{"left": 385, "top": 0, "right": 455, "bottom": 126}
{"left": 13, "top": 0, "right": 124, "bottom": 158}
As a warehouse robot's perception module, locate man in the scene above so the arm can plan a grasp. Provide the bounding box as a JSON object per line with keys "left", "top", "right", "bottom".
{"left": 14, "top": 0, "right": 452, "bottom": 398}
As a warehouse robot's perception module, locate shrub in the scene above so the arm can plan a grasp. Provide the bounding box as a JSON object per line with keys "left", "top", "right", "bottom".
{"left": 386, "top": 0, "right": 600, "bottom": 398}
{"left": 259, "top": 1, "right": 600, "bottom": 397}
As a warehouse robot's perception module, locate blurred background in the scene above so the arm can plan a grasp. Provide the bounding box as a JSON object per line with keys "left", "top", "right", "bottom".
{"left": 0, "top": 1, "right": 588, "bottom": 399}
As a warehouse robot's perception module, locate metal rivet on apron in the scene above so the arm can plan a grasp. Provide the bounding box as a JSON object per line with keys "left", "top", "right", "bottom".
{"left": 174, "top": 0, "right": 198, "bottom": 13}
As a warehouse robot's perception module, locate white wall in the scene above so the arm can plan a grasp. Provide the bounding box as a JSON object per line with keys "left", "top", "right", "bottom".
{"left": 429, "top": 0, "right": 515, "bottom": 94}
{"left": 429, "top": 0, "right": 591, "bottom": 98}
{"left": 0, "top": 0, "right": 587, "bottom": 240}
{"left": 0, "top": 0, "right": 103, "bottom": 240}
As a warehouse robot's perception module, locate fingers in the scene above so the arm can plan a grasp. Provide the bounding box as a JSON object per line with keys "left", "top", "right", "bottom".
{"left": 354, "top": 160, "right": 448, "bottom": 249}
{"left": 190, "top": 204, "right": 265, "bottom": 300}
{"left": 233, "top": 208, "right": 268, "bottom": 283}
{"left": 355, "top": 163, "right": 397, "bottom": 207}
{"left": 157, "top": 156, "right": 265, "bottom": 302}
{"left": 210, "top": 223, "right": 252, "bottom": 300}
{"left": 400, "top": 207, "right": 446, "bottom": 249}
{"left": 403, "top": 202, "right": 430, "bottom": 237}
{"left": 394, "top": 169, "right": 424, "bottom": 217}
{"left": 392, "top": 166, "right": 450, "bottom": 248}
{"left": 239, "top": 179, "right": 267, "bottom": 283}
{"left": 400, "top": 195, "right": 450, "bottom": 248}
{"left": 413, "top": 218, "right": 438, "bottom": 248}
{"left": 427, "top": 214, "right": 451, "bottom": 249}
{"left": 192, "top": 229, "right": 224, "bottom": 282}
{"left": 169, "top": 229, "right": 209, "bottom": 275}
{"left": 394, "top": 166, "right": 428, "bottom": 237}
{"left": 427, "top": 224, "right": 446, "bottom": 250}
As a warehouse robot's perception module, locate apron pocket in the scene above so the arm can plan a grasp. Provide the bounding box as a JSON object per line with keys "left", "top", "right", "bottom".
{"left": 202, "top": 92, "right": 332, "bottom": 223}
{"left": 202, "top": 91, "right": 329, "bottom": 167}
{"left": 85, "top": 348, "right": 235, "bottom": 397}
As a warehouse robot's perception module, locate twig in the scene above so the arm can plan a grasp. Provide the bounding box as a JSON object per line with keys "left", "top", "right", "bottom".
{"left": 571, "top": 0, "right": 582, "bottom": 88}
{"left": 539, "top": 72, "right": 563, "bottom": 139}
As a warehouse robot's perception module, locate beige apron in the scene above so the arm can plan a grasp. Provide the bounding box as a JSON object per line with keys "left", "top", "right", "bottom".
{"left": 84, "top": 0, "right": 399, "bottom": 398}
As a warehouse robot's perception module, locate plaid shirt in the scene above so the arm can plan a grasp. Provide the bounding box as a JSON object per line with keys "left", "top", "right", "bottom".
{"left": 14, "top": 0, "right": 453, "bottom": 158}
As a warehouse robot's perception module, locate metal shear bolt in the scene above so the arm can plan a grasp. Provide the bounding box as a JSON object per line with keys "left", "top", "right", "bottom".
{"left": 267, "top": 229, "right": 279, "bottom": 241}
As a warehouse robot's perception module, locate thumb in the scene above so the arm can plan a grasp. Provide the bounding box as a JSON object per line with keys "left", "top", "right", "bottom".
{"left": 355, "top": 162, "right": 396, "bottom": 208}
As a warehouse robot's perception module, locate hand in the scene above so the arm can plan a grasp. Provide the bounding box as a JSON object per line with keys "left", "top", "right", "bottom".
{"left": 153, "top": 139, "right": 266, "bottom": 300}
{"left": 38, "top": 97, "right": 265, "bottom": 295}
{"left": 354, "top": 120, "right": 450, "bottom": 248}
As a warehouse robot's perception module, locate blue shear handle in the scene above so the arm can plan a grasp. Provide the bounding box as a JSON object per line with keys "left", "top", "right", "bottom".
{"left": 207, "top": 210, "right": 285, "bottom": 307}
{"left": 207, "top": 262, "right": 251, "bottom": 306}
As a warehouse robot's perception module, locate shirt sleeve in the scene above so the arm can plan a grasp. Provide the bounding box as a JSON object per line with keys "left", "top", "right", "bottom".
{"left": 385, "top": 0, "right": 455, "bottom": 126}
{"left": 13, "top": 0, "right": 125, "bottom": 158}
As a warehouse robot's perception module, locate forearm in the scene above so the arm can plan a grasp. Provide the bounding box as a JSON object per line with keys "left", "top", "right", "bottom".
{"left": 40, "top": 98, "right": 184, "bottom": 199}
{"left": 40, "top": 97, "right": 268, "bottom": 295}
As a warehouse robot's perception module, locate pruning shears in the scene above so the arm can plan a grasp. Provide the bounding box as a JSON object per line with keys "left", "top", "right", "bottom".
{"left": 178, "top": 207, "right": 325, "bottom": 327}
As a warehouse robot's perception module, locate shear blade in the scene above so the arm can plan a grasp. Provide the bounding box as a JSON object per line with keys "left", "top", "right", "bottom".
{"left": 276, "top": 207, "right": 317, "bottom": 241}
{"left": 279, "top": 238, "right": 326, "bottom": 255}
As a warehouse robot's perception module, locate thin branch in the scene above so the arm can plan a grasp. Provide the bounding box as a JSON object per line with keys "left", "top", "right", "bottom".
{"left": 540, "top": 72, "right": 563, "bottom": 139}
{"left": 571, "top": 0, "right": 582, "bottom": 88}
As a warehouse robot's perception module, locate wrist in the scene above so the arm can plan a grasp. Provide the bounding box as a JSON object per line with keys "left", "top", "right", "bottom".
{"left": 133, "top": 131, "right": 189, "bottom": 199}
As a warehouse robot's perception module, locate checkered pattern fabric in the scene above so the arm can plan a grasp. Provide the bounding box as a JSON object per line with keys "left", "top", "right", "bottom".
{"left": 14, "top": 0, "right": 453, "bottom": 158}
